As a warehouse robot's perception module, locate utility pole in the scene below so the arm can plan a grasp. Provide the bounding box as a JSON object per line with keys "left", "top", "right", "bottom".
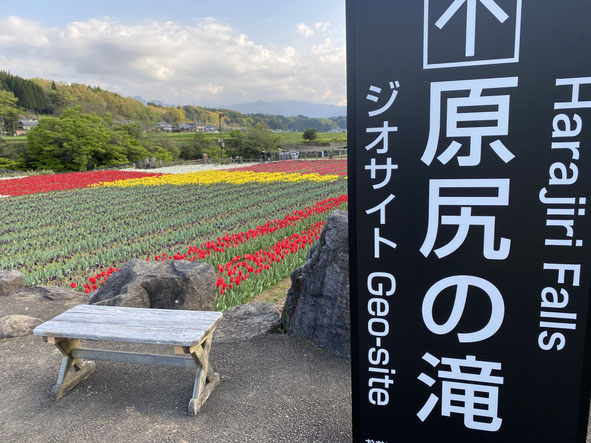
{"left": 218, "top": 112, "right": 225, "bottom": 160}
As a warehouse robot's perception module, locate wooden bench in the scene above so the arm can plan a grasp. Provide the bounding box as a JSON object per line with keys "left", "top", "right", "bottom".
{"left": 33, "top": 304, "right": 223, "bottom": 415}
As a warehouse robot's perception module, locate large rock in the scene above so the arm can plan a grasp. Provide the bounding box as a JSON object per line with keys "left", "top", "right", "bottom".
{"left": 11, "top": 285, "right": 87, "bottom": 303}
{"left": 0, "top": 315, "right": 42, "bottom": 338}
{"left": 2, "top": 285, "right": 88, "bottom": 322}
{"left": 280, "top": 210, "right": 350, "bottom": 358}
{"left": 89, "top": 259, "right": 216, "bottom": 310}
{"left": 0, "top": 271, "right": 25, "bottom": 297}
{"left": 214, "top": 303, "right": 280, "bottom": 342}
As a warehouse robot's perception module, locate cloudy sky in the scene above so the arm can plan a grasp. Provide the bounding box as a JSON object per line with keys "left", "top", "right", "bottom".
{"left": 0, "top": 0, "right": 346, "bottom": 107}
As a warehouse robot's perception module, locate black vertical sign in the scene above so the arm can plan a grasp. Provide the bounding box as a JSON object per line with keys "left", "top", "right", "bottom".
{"left": 347, "top": 1, "right": 591, "bottom": 442}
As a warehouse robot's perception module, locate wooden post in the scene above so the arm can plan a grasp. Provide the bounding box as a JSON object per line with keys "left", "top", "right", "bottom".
{"left": 51, "top": 338, "right": 96, "bottom": 400}
{"left": 186, "top": 332, "right": 220, "bottom": 416}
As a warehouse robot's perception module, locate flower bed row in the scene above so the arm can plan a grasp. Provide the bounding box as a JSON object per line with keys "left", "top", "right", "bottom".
{"left": 79, "top": 194, "right": 348, "bottom": 309}
{"left": 0, "top": 160, "right": 347, "bottom": 196}
{"left": 214, "top": 221, "right": 325, "bottom": 308}
{"left": 92, "top": 169, "right": 340, "bottom": 188}
{"left": 230, "top": 159, "right": 347, "bottom": 176}
{"left": 0, "top": 170, "right": 162, "bottom": 196}
{"left": 2, "top": 180, "right": 346, "bottom": 288}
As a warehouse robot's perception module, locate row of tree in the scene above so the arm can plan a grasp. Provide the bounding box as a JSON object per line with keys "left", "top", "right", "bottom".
{"left": 0, "top": 71, "right": 340, "bottom": 171}
{"left": 0, "top": 107, "right": 284, "bottom": 171}
{"left": 0, "top": 90, "right": 19, "bottom": 135}
{"left": 0, "top": 72, "right": 47, "bottom": 113}
{"left": 0, "top": 72, "right": 346, "bottom": 132}
{"left": 25, "top": 107, "right": 172, "bottom": 171}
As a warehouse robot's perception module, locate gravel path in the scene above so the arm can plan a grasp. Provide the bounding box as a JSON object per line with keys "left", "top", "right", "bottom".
{"left": 0, "top": 176, "right": 26, "bottom": 180}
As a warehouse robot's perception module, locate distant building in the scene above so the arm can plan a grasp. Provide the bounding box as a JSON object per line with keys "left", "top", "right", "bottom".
{"left": 176, "top": 123, "right": 193, "bottom": 132}
{"left": 15, "top": 118, "right": 38, "bottom": 136}
{"left": 155, "top": 121, "right": 173, "bottom": 132}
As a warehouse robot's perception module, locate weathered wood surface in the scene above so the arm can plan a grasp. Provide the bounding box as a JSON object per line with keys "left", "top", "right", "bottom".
{"left": 33, "top": 305, "right": 222, "bottom": 346}
{"left": 70, "top": 348, "right": 196, "bottom": 368}
{"left": 50, "top": 338, "right": 97, "bottom": 400}
{"left": 52, "top": 360, "right": 96, "bottom": 400}
{"left": 36, "top": 305, "right": 222, "bottom": 414}
{"left": 55, "top": 338, "right": 79, "bottom": 356}
{"left": 65, "top": 305, "right": 222, "bottom": 321}
{"left": 40, "top": 314, "right": 218, "bottom": 332}
{"left": 186, "top": 332, "right": 218, "bottom": 416}
{"left": 189, "top": 372, "right": 220, "bottom": 416}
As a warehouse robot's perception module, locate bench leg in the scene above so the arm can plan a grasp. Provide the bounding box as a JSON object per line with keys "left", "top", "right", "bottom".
{"left": 51, "top": 338, "right": 96, "bottom": 400}
{"left": 187, "top": 333, "right": 219, "bottom": 416}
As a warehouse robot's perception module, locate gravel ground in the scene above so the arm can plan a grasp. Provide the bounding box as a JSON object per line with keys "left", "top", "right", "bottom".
{"left": 0, "top": 334, "right": 352, "bottom": 443}
{"left": 0, "top": 295, "right": 352, "bottom": 443}
{"left": 123, "top": 163, "right": 258, "bottom": 174}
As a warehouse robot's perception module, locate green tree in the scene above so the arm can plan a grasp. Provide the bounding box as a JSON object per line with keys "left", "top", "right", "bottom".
{"left": 26, "top": 107, "right": 128, "bottom": 171}
{"left": 0, "top": 157, "right": 21, "bottom": 170}
{"left": 153, "top": 146, "right": 173, "bottom": 161}
{"left": 45, "top": 88, "right": 68, "bottom": 114}
{"left": 226, "top": 125, "right": 280, "bottom": 159}
{"left": 226, "top": 130, "right": 246, "bottom": 158}
{"left": 249, "top": 124, "right": 281, "bottom": 153}
{"left": 164, "top": 107, "right": 187, "bottom": 123}
{"left": 180, "top": 132, "right": 210, "bottom": 160}
{"left": 0, "top": 139, "right": 26, "bottom": 165}
{"left": 0, "top": 71, "right": 47, "bottom": 113}
{"left": 0, "top": 138, "right": 19, "bottom": 169}
{"left": 0, "top": 91, "right": 19, "bottom": 135}
{"left": 112, "top": 123, "right": 151, "bottom": 163}
{"left": 144, "top": 133, "right": 180, "bottom": 160}
{"left": 303, "top": 128, "right": 318, "bottom": 143}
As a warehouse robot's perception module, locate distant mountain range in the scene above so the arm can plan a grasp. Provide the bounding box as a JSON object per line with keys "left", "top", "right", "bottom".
{"left": 228, "top": 100, "right": 347, "bottom": 119}
{"left": 133, "top": 96, "right": 171, "bottom": 107}
{"left": 133, "top": 97, "right": 346, "bottom": 120}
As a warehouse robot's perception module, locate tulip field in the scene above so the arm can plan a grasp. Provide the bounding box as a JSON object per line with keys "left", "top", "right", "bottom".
{"left": 0, "top": 170, "right": 162, "bottom": 196}
{"left": 0, "top": 160, "right": 348, "bottom": 310}
{"left": 230, "top": 159, "right": 348, "bottom": 176}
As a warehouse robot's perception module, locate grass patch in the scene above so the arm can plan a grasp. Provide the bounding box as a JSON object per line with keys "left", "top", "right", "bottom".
{"left": 159, "top": 131, "right": 347, "bottom": 146}
{"left": 252, "top": 277, "right": 292, "bottom": 310}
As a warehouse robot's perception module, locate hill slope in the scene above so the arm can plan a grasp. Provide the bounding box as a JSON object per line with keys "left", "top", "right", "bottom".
{"left": 0, "top": 73, "right": 346, "bottom": 131}
{"left": 229, "top": 100, "right": 346, "bottom": 119}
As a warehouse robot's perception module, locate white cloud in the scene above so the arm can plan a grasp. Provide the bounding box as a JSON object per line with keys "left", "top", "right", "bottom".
{"left": 296, "top": 23, "right": 314, "bottom": 38}
{"left": 0, "top": 16, "right": 346, "bottom": 107}
{"left": 314, "top": 22, "right": 331, "bottom": 32}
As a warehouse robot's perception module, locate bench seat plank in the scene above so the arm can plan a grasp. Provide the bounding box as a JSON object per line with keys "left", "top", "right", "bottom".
{"left": 69, "top": 305, "right": 222, "bottom": 321}
{"left": 41, "top": 312, "right": 219, "bottom": 331}
{"left": 33, "top": 305, "right": 222, "bottom": 346}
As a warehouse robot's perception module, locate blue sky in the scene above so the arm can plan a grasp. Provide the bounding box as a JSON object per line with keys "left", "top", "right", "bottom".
{"left": 6, "top": 1, "right": 345, "bottom": 47}
{"left": 0, "top": 1, "right": 346, "bottom": 106}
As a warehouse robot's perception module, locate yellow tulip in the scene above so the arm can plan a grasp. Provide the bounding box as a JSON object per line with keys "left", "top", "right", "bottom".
{"left": 91, "top": 170, "right": 340, "bottom": 188}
